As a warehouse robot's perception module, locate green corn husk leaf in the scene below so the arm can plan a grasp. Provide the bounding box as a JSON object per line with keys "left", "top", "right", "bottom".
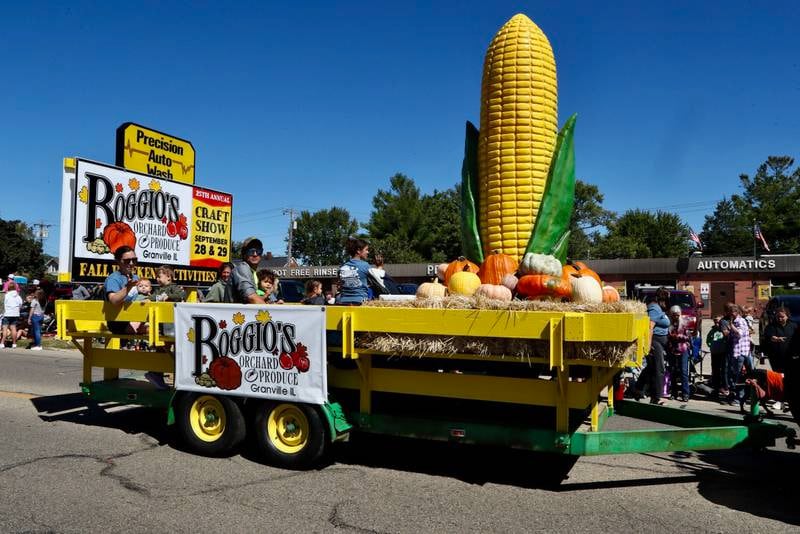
{"left": 550, "top": 230, "right": 571, "bottom": 264}
{"left": 460, "top": 121, "right": 484, "bottom": 264}
{"left": 525, "top": 114, "right": 577, "bottom": 260}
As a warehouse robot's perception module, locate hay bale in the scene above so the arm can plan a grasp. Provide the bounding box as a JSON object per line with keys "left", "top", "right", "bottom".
{"left": 355, "top": 296, "right": 643, "bottom": 364}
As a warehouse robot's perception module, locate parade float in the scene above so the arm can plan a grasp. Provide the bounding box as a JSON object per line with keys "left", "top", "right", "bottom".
{"left": 56, "top": 14, "right": 795, "bottom": 474}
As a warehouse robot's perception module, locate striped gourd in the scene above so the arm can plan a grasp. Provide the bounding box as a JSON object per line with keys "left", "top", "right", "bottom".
{"left": 477, "top": 13, "right": 558, "bottom": 262}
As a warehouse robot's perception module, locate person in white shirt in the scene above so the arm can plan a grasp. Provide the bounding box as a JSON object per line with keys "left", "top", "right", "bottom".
{"left": 2, "top": 281, "right": 23, "bottom": 348}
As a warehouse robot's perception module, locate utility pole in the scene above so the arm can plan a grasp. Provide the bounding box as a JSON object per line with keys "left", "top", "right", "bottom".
{"left": 282, "top": 208, "right": 296, "bottom": 265}
{"left": 32, "top": 221, "right": 53, "bottom": 248}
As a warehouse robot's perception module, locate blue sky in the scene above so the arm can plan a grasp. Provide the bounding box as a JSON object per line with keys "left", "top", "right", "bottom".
{"left": 2, "top": 1, "right": 799, "bottom": 258}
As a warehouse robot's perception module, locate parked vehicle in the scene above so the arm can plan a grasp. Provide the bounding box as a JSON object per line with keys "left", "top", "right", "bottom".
{"left": 277, "top": 279, "right": 305, "bottom": 303}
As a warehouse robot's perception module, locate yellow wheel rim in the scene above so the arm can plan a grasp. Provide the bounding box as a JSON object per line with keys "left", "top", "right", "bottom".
{"left": 189, "top": 395, "right": 227, "bottom": 443}
{"left": 267, "top": 404, "right": 309, "bottom": 454}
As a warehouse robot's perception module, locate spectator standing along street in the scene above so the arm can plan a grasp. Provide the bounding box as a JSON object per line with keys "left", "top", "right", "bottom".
{"left": 2, "top": 281, "right": 23, "bottom": 348}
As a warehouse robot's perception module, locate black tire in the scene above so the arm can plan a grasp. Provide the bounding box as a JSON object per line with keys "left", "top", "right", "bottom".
{"left": 175, "top": 393, "right": 246, "bottom": 456}
{"left": 252, "top": 401, "right": 327, "bottom": 469}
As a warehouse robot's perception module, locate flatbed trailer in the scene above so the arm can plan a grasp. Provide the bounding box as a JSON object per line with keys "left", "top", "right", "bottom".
{"left": 56, "top": 299, "right": 796, "bottom": 470}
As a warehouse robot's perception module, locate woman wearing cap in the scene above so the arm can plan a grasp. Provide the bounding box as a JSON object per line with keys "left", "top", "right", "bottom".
{"left": 1, "top": 281, "right": 23, "bottom": 348}
{"left": 231, "top": 237, "right": 267, "bottom": 304}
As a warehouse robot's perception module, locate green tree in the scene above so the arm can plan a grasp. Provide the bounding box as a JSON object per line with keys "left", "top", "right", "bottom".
{"left": 568, "top": 180, "right": 615, "bottom": 259}
{"left": 365, "top": 174, "right": 462, "bottom": 263}
{"left": 0, "top": 219, "right": 44, "bottom": 278}
{"left": 290, "top": 207, "right": 359, "bottom": 266}
{"left": 593, "top": 209, "right": 690, "bottom": 258}
{"left": 702, "top": 156, "right": 800, "bottom": 255}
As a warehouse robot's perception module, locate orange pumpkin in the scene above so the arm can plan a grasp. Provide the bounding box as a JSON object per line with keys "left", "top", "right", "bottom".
{"left": 516, "top": 274, "right": 572, "bottom": 299}
{"left": 602, "top": 285, "right": 621, "bottom": 303}
{"left": 561, "top": 261, "right": 602, "bottom": 286}
{"left": 479, "top": 250, "right": 518, "bottom": 285}
{"left": 208, "top": 355, "right": 242, "bottom": 390}
{"left": 444, "top": 256, "right": 480, "bottom": 285}
{"left": 103, "top": 221, "right": 137, "bottom": 253}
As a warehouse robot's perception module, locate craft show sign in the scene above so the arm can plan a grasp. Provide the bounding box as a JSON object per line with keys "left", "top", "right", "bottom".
{"left": 70, "top": 159, "right": 232, "bottom": 285}
{"left": 116, "top": 123, "right": 196, "bottom": 184}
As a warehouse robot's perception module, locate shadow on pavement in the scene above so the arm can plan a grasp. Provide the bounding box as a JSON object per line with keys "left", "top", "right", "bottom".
{"left": 327, "top": 433, "right": 579, "bottom": 489}
{"left": 31, "top": 392, "right": 172, "bottom": 445}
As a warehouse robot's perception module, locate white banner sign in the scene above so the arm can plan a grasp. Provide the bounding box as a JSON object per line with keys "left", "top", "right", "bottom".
{"left": 174, "top": 303, "right": 327, "bottom": 405}
{"left": 70, "top": 159, "right": 232, "bottom": 285}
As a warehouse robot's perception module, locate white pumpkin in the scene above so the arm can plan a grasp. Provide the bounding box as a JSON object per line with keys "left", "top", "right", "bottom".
{"left": 416, "top": 278, "right": 447, "bottom": 299}
{"left": 501, "top": 273, "right": 519, "bottom": 292}
{"left": 435, "top": 263, "right": 449, "bottom": 281}
{"left": 519, "top": 253, "right": 562, "bottom": 277}
{"left": 570, "top": 275, "right": 603, "bottom": 303}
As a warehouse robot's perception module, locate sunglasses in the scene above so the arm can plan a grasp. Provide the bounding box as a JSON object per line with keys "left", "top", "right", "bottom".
{"left": 121, "top": 258, "right": 138, "bottom": 264}
{"left": 246, "top": 248, "right": 263, "bottom": 257}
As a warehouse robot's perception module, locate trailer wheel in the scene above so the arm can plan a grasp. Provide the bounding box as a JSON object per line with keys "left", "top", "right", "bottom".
{"left": 176, "top": 393, "right": 246, "bottom": 456}
{"left": 253, "top": 401, "right": 327, "bottom": 468}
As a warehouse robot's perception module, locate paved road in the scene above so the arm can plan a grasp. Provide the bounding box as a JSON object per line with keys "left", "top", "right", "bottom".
{"left": 1, "top": 347, "right": 799, "bottom": 533}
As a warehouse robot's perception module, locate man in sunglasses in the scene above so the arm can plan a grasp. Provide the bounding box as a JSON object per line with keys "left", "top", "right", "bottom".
{"left": 105, "top": 246, "right": 140, "bottom": 305}
{"left": 231, "top": 237, "right": 267, "bottom": 304}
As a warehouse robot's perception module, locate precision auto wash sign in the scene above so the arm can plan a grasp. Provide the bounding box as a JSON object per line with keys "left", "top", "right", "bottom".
{"left": 116, "top": 123, "right": 195, "bottom": 184}
{"left": 70, "top": 159, "right": 232, "bottom": 285}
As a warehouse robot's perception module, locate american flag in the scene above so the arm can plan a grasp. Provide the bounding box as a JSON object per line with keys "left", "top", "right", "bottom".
{"left": 754, "top": 223, "right": 771, "bottom": 252}
{"left": 689, "top": 229, "right": 703, "bottom": 250}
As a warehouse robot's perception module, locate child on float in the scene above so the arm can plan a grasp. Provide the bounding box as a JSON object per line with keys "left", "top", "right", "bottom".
{"left": 301, "top": 280, "right": 325, "bottom": 305}
{"left": 256, "top": 269, "right": 284, "bottom": 304}
{"left": 145, "top": 266, "right": 186, "bottom": 390}
{"left": 127, "top": 279, "right": 153, "bottom": 338}
{"left": 336, "top": 237, "right": 370, "bottom": 305}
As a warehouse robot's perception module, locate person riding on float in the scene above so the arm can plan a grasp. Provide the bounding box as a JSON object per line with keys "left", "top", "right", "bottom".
{"left": 231, "top": 237, "right": 267, "bottom": 304}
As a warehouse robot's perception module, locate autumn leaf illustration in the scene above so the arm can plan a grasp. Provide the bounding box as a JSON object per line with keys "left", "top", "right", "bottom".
{"left": 115, "top": 183, "right": 124, "bottom": 193}
{"left": 202, "top": 355, "right": 208, "bottom": 364}
{"left": 149, "top": 179, "right": 161, "bottom": 192}
{"left": 218, "top": 320, "right": 227, "bottom": 329}
{"left": 186, "top": 328, "right": 195, "bottom": 343}
{"left": 95, "top": 218, "right": 102, "bottom": 229}
{"left": 128, "top": 177, "right": 140, "bottom": 190}
{"left": 232, "top": 312, "right": 245, "bottom": 325}
{"left": 255, "top": 310, "right": 271, "bottom": 324}
{"left": 78, "top": 186, "right": 88, "bottom": 204}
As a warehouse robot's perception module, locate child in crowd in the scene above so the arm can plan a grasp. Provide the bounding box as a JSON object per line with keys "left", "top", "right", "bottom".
{"left": 301, "top": 280, "right": 325, "bottom": 305}
{"left": 27, "top": 289, "right": 46, "bottom": 350}
{"left": 667, "top": 305, "right": 692, "bottom": 402}
{"left": 257, "top": 269, "right": 284, "bottom": 304}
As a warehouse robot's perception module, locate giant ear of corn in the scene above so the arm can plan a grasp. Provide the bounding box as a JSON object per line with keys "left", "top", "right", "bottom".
{"left": 477, "top": 13, "right": 559, "bottom": 263}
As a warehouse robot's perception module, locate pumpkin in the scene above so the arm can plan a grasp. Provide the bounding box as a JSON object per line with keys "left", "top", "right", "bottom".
{"left": 208, "top": 355, "right": 242, "bottom": 390}
{"left": 516, "top": 274, "right": 572, "bottom": 299}
{"left": 479, "top": 250, "right": 518, "bottom": 285}
{"left": 103, "top": 221, "right": 137, "bottom": 253}
{"left": 519, "top": 253, "right": 562, "bottom": 277}
{"left": 416, "top": 278, "right": 447, "bottom": 299}
{"left": 501, "top": 273, "right": 519, "bottom": 292}
{"left": 435, "top": 263, "right": 449, "bottom": 282}
{"left": 444, "top": 256, "right": 480, "bottom": 285}
{"left": 602, "top": 285, "right": 621, "bottom": 303}
{"left": 448, "top": 268, "right": 482, "bottom": 296}
{"left": 571, "top": 275, "right": 603, "bottom": 303}
{"left": 475, "top": 284, "right": 513, "bottom": 301}
{"left": 561, "top": 261, "right": 602, "bottom": 285}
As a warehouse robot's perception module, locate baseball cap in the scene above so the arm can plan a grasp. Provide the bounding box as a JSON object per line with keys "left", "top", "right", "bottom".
{"left": 241, "top": 237, "right": 263, "bottom": 257}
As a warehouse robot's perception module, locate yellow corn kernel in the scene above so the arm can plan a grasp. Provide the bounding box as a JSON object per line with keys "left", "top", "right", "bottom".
{"left": 478, "top": 13, "right": 558, "bottom": 262}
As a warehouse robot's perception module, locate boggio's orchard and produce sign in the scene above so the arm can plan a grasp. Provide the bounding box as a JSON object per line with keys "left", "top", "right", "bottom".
{"left": 70, "top": 159, "right": 232, "bottom": 285}
{"left": 116, "top": 123, "right": 196, "bottom": 184}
